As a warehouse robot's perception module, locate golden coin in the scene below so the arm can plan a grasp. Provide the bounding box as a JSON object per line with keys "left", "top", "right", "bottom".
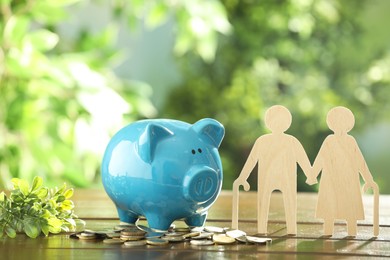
{"left": 191, "top": 232, "right": 213, "bottom": 240}
{"left": 146, "top": 238, "right": 169, "bottom": 246}
{"left": 212, "top": 234, "right": 236, "bottom": 245}
{"left": 174, "top": 227, "right": 191, "bottom": 233}
{"left": 183, "top": 232, "right": 201, "bottom": 238}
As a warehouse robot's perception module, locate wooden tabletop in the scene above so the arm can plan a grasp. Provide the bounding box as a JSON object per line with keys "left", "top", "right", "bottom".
{"left": 1, "top": 189, "right": 390, "bottom": 259}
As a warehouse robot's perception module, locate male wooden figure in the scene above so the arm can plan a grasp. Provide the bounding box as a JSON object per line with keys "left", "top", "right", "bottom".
{"left": 232, "top": 105, "right": 314, "bottom": 235}
{"left": 309, "top": 106, "right": 379, "bottom": 236}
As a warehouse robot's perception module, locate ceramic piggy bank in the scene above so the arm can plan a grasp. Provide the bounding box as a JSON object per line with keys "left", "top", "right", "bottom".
{"left": 101, "top": 118, "right": 225, "bottom": 231}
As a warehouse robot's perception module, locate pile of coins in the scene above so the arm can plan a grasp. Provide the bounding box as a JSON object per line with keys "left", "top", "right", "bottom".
{"left": 70, "top": 224, "right": 272, "bottom": 247}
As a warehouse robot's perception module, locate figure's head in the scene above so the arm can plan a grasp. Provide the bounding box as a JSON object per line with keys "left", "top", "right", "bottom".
{"left": 264, "top": 105, "right": 292, "bottom": 133}
{"left": 326, "top": 106, "right": 355, "bottom": 134}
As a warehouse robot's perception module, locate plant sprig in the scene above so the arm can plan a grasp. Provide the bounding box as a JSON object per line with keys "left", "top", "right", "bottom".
{"left": 0, "top": 176, "right": 83, "bottom": 238}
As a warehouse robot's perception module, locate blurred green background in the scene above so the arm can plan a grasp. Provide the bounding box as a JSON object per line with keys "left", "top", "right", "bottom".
{"left": 1, "top": 0, "right": 389, "bottom": 193}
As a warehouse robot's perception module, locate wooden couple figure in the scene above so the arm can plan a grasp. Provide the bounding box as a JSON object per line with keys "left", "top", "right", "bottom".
{"left": 232, "top": 105, "right": 379, "bottom": 237}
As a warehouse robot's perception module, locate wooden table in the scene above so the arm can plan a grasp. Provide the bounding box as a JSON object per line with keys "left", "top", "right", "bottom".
{"left": 1, "top": 189, "right": 389, "bottom": 259}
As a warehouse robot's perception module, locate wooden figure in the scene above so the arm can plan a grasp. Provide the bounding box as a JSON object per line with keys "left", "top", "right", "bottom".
{"left": 232, "top": 105, "right": 315, "bottom": 235}
{"left": 309, "top": 106, "right": 379, "bottom": 237}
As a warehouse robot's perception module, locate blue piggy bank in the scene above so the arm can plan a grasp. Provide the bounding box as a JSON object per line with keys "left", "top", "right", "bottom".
{"left": 101, "top": 118, "right": 224, "bottom": 231}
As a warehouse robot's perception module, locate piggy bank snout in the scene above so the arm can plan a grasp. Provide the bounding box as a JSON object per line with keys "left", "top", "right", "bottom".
{"left": 183, "top": 166, "right": 219, "bottom": 203}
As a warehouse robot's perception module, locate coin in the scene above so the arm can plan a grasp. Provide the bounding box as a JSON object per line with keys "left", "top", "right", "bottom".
{"left": 146, "top": 238, "right": 169, "bottom": 246}
{"left": 204, "top": 226, "right": 225, "bottom": 234}
{"left": 191, "top": 227, "right": 204, "bottom": 233}
{"left": 245, "top": 236, "right": 272, "bottom": 244}
{"left": 106, "top": 232, "right": 121, "bottom": 238}
{"left": 79, "top": 232, "right": 96, "bottom": 237}
{"left": 235, "top": 235, "right": 248, "bottom": 243}
{"left": 120, "top": 235, "right": 145, "bottom": 241}
{"left": 77, "top": 232, "right": 97, "bottom": 240}
{"left": 212, "top": 234, "right": 236, "bottom": 245}
{"left": 191, "top": 232, "right": 213, "bottom": 240}
{"left": 226, "top": 229, "right": 246, "bottom": 239}
{"left": 145, "top": 232, "right": 163, "bottom": 238}
{"left": 114, "top": 224, "right": 135, "bottom": 231}
{"left": 174, "top": 227, "right": 191, "bottom": 233}
{"left": 162, "top": 236, "right": 185, "bottom": 242}
{"left": 121, "top": 227, "right": 146, "bottom": 237}
{"left": 190, "top": 240, "right": 214, "bottom": 246}
{"left": 103, "top": 238, "right": 124, "bottom": 244}
{"left": 165, "top": 232, "right": 187, "bottom": 237}
{"left": 124, "top": 240, "right": 147, "bottom": 247}
{"left": 183, "top": 232, "right": 201, "bottom": 238}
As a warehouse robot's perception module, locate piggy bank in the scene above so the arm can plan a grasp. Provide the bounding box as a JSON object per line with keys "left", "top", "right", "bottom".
{"left": 101, "top": 118, "right": 224, "bottom": 231}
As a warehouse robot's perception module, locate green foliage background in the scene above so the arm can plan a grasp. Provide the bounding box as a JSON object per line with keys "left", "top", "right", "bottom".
{"left": 162, "top": 0, "right": 390, "bottom": 191}
{"left": 1, "top": 0, "right": 390, "bottom": 192}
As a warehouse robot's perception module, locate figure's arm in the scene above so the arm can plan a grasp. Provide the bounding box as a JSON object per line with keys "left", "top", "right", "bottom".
{"left": 294, "top": 138, "right": 317, "bottom": 185}
{"left": 311, "top": 147, "right": 323, "bottom": 180}
{"left": 233, "top": 139, "right": 260, "bottom": 191}
{"left": 353, "top": 139, "right": 378, "bottom": 192}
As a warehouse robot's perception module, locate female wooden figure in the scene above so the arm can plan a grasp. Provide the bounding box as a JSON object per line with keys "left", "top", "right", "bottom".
{"left": 311, "top": 106, "right": 379, "bottom": 236}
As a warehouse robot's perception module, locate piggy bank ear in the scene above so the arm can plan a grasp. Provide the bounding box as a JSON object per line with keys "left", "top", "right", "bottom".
{"left": 192, "top": 118, "right": 225, "bottom": 148}
{"left": 138, "top": 124, "right": 173, "bottom": 163}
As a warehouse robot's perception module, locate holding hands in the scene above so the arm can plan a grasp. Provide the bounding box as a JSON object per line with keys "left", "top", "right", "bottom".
{"left": 305, "top": 167, "right": 318, "bottom": 186}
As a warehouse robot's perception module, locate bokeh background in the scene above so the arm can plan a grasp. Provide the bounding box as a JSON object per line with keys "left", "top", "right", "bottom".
{"left": 1, "top": 0, "right": 389, "bottom": 192}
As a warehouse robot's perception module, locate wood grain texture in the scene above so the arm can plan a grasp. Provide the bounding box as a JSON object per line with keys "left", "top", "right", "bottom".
{"left": 1, "top": 189, "right": 389, "bottom": 259}
{"left": 311, "top": 106, "right": 379, "bottom": 237}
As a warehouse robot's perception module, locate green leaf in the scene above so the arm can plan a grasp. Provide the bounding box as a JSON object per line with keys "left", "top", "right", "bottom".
{"left": 48, "top": 218, "right": 62, "bottom": 234}
{"left": 37, "top": 188, "right": 48, "bottom": 199}
{"left": 23, "top": 219, "right": 40, "bottom": 238}
{"left": 24, "top": 29, "right": 59, "bottom": 52}
{"left": 5, "top": 226, "right": 16, "bottom": 238}
{"left": 41, "top": 224, "right": 49, "bottom": 236}
{"left": 63, "top": 188, "right": 73, "bottom": 199}
{"left": 12, "top": 178, "right": 29, "bottom": 196}
{"left": 56, "top": 195, "right": 65, "bottom": 203}
{"left": 60, "top": 200, "right": 74, "bottom": 211}
{"left": 31, "top": 176, "right": 43, "bottom": 192}
{"left": 0, "top": 192, "right": 5, "bottom": 202}
{"left": 3, "top": 16, "right": 29, "bottom": 46}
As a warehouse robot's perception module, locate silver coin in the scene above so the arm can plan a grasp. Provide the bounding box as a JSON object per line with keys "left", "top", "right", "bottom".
{"left": 235, "top": 235, "right": 248, "bottom": 243}
{"left": 246, "top": 236, "right": 272, "bottom": 244}
{"left": 123, "top": 240, "right": 147, "bottom": 247}
{"left": 103, "top": 238, "right": 124, "bottom": 244}
{"left": 190, "top": 240, "right": 214, "bottom": 246}
{"left": 79, "top": 232, "right": 96, "bottom": 237}
{"left": 204, "top": 226, "right": 225, "bottom": 233}
{"left": 165, "top": 232, "right": 187, "bottom": 237}
{"left": 190, "top": 226, "right": 204, "bottom": 232}
{"left": 226, "top": 229, "right": 246, "bottom": 239}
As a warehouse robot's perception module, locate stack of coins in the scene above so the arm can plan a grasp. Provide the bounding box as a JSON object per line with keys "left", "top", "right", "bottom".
{"left": 70, "top": 224, "right": 272, "bottom": 247}
{"left": 120, "top": 226, "right": 147, "bottom": 241}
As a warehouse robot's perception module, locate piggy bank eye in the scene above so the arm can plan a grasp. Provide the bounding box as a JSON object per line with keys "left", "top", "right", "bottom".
{"left": 191, "top": 149, "right": 196, "bottom": 154}
{"left": 198, "top": 148, "right": 202, "bottom": 153}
